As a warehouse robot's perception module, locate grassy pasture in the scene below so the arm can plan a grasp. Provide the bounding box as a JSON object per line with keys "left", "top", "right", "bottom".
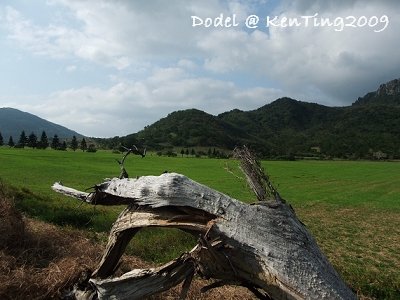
{"left": 0, "top": 147, "right": 399, "bottom": 299}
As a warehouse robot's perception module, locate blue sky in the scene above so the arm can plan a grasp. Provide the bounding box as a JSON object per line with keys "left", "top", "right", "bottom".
{"left": 0, "top": 0, "right": 399, "bottom": 137}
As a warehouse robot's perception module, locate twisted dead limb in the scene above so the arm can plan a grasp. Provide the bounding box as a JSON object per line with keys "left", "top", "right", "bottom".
{"left": 52, "top": 147, "right": 355, "bottom": 300}
{"left": 116, "top": 145, "right": 146, "bottom": 179}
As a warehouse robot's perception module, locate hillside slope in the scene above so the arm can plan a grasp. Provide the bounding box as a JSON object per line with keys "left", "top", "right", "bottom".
{"left": 0, "top": 108, "right": 82, "bottom": 140}
{"left": 122, "top": 108, "right": 266, "bottom": 150}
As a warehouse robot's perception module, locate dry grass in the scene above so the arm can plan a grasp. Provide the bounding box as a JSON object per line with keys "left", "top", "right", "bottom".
{"left": 0, "top": 187, "right": 25, "bottom": 249}
{"left": 0, "top": 186, "right": 254, "bottom": 299}
{"left": 0, "top": 191, "right": 102, "bottom": 299}
{"left": 2, "top": 179, "right": 398, "bottom": 299}
{"left": 298, "top": 205, "right": 400, "bottom": 299}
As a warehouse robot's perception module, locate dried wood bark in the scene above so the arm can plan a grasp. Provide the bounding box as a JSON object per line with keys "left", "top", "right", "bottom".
{"left": 52, "top": 149, "right": 355, "bottom": 300}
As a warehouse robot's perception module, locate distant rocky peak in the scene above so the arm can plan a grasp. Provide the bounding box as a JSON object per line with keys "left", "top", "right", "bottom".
{"left": 353, "top": 78, "right": 400, "bottom": 106}
{"left": 376, "top": 78, "right": 400, "bottom": 96}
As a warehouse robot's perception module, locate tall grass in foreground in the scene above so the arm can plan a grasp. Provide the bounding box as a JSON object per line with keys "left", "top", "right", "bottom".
{"left": 0, "top": 148, "right": 399, "bottom": 298}
{"left": 1, "top": 182, "right": 253, "bottom": 299}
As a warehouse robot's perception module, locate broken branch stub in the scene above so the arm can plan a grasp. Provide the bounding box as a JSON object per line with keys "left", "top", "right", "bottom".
{"left": 52, "top": 155, "right": 355, "bottom": 300}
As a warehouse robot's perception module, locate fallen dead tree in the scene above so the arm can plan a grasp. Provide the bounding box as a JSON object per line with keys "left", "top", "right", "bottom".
{"left": 52, "top": 147, "right": 355, "bottom": 300}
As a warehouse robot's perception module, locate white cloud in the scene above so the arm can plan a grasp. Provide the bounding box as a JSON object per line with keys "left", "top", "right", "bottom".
{"left": 16, "top": 67, "right": 283, "bottom": 137}
{"left": 65, "top": 65, "right": 77, "bottom": 72}
{"left": 197, "top": 0, "right": 400, "bottom": 103}
{"left": 2, "top": 4, "right": 131, "bottom": 69}
{"left": 1, "top": 0, "right": 399, "bottom": 137}
{"left": 2, "top": 1, "right": 238, "bottom": 69}
{"left": 177, "top": 59, "right": 197, "bottom": 70}
{"left": 4, "top": 0, "right": 398, "bottom": 105}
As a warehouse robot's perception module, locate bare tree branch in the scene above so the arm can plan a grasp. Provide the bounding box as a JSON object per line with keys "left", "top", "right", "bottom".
{"left": 116, "top": 145, "right": 146, "bottom": 179}
{"left": 52, "top": 147, "right": 355, "bottom": 300}
{"left": 233, "top": 146, "right": 282, "bottom": 203}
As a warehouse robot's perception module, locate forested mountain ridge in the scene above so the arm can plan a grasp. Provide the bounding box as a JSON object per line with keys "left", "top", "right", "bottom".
{"left": 0, "top": 107, "right": 82, "bottom": 141}
{"left": 122, "top": 109, "right": 265, "bottom": 150}
{"left": 2, "top": 78, "right": 399, "bottom": 159}
{"left": 118, "top": 78, "right": 400, "bottom": 159}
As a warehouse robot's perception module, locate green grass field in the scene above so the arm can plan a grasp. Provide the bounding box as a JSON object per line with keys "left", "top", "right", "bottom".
{"left": 0, "top": 147, "right": 399, "bottom": 299}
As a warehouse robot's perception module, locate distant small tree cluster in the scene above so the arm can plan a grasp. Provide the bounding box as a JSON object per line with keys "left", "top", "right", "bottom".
{"left": 207, "top": 148, "right": 228, "bottom": 159}
{"left": 179, "top": 149, "right": 188, "bottom": 157}
{"left": 180, "top": 148, "right": 197, "bottom": 157}
{"left": 87, "top": 143, "right": 97, "bottom": 153}
{"left": 0, "top": 130, "right": 95, "bottom": 152}
{"left": 154, "top": 148, "right": 228, "bottom": 159}
{"left": 51, "top": 134, "right": 69, "bottom": 150}
{"left": 9, "top": 130, "right": 49, "bottom": 149}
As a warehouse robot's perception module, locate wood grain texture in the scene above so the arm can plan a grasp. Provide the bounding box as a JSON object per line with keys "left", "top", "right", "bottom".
{"left": 53, "top": 173, "right": 355, "bottom": 300}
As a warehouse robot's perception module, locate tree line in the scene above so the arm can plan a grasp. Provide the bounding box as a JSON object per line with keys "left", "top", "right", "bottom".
{"left": 0, "top": 130, "right": 95, "bottom": 152}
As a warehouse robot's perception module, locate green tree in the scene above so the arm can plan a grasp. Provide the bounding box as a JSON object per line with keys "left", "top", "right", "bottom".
{"left": 185, "top": 148, "right": 189, "bottom": 157}
{"left": 87, "top": 143, "right": 97, "bottom": 152}
{"left": 18, "top": 130, "right": 27, "bottom": 148}
{"left": 80, "top": 138, "right": 87, "bottom": 152}
{"left": 191, "top": 148, "right": 196, "bottom": 156}
{"left": 70, "top": 135, "right": 78, "bottom": 151}
{"left": 180, "top": 148, "right": 184, "bottom": 157}
{"left": 8, "top": 136, "right": 14, "bottom": 147}
{"left": 38, "top": 131, "right": 49, "bottom": 149}
{"left": 27, "top": 132, "right": 37, "bottom": 148}
{"left": 51, "top": 134, "right": 60, "bottom": 150}
{"left": 0, "top": 132, "right": 3, "bottom": 146}
{"left": 59, "top": 141, "right": 67, "bottom": 151}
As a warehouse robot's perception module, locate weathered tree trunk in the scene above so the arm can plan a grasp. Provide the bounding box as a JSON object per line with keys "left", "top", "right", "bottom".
{"left": 52, "top": 171, "right": 355, "bottom": 300}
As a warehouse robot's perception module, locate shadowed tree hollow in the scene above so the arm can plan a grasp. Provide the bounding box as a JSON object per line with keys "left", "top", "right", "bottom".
{"left": 52, "top": 146, "right": 355, "bottom": 300}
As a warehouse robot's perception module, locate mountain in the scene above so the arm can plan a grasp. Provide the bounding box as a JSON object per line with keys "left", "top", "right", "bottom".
{"left": 121, "top": 109, "right": 264, "bottom": 150}
{"left": 101, "top": 78, "right": 400, "bottom": 159}
{"left": 219, "top": 97, "right": 341, "bottom": 139}
{"left": 353, "top": 78, "right": 400, "bottom": 106}
{"left": 218, "top": 97, "right": 344, "bottom": 156}
{"left": 0, "top": 108, "right": 83, "bottom": 141}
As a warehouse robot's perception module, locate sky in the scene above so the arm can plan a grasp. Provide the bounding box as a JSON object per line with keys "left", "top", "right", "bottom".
{"left": 0, "top": 0, "right": 399, "bottom": 137}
